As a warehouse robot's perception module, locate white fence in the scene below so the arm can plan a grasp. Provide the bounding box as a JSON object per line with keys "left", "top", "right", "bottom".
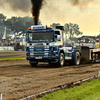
{"left": 0, "top": 46, "right": 14, "bottom": 50}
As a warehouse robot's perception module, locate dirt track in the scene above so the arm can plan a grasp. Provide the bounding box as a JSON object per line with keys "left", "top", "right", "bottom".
{"left": 0, "top": 52, "right": 26, "bottom": 58}
{"left": 0, "top": 59, "right": 100, "bottom": 100}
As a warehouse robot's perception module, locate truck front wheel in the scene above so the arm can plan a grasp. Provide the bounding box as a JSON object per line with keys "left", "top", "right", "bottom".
{"left": 73, "top": 51, "right": 80, "bottom": 65}
{"left": 30, "top": 62, "right": 38, "bottom": 67}
{"left": 58, "top": 53, "right": 65, "bottom": 67}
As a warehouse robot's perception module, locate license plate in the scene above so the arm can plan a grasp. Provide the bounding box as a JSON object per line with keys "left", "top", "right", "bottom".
{"left": 36, "top": 57, "right": 42, "bottom": 59}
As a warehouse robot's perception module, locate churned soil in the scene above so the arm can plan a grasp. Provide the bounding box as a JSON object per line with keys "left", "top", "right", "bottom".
{"left": 0, "top": 59, "right": 99, "bottom": 100}
{"left": 0, "top": 52, "right": 26, "bottom": 58}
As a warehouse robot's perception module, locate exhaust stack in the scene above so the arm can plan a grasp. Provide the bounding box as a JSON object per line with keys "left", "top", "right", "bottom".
{"left": 31, "top": 0, "right": 44, "bottom": 25}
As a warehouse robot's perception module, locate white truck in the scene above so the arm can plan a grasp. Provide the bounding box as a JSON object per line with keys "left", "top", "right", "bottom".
{"left": 26, "top": 25, "right": 100, "bottom": 67}
{"left": 14, "top": 34, "right": 26, "bottom": 51}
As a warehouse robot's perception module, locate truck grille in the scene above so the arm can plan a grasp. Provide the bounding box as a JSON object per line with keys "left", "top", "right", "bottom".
{"left": 29, "top": 46, "right": 49, "bottom": 57}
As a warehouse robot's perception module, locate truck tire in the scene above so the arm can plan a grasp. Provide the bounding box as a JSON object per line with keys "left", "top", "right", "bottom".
{"left": 14, "top": 45, "right": 18, "bottom": 51}
{"left": 14, "top": 43, "right": 19, "bottom": 51}
{"left": 30, "top": 62, "right": 38, "bottom": 67}
{"left": 57, "top": 53, "right": 65, "bottom": 67}
{"left": 92, "top": 53, "right": 98, "bottom": 62}
{"left": 22, "top": 45, "right": 25, "bottom": 51}
{"left": 73, "top": 51, "right": 80, "bottom": 65}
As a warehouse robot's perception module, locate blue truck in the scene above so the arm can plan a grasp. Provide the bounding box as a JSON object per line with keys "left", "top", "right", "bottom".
{"left": 26, "top": 25, "right": 100, "bottom": 67}
{"left": 26, "top": 25, "right": 83, "bottom": 67}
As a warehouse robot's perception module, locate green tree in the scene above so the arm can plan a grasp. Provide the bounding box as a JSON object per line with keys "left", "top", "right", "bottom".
{"left": 5, "top": 16, "right": 42, "bottom": 33}
{"left": 0, "top": 13, "right": 42, "bottom": 41}
{"left": 64, "top": 23, "right": 83, "bottom": 39}
{"left": 50, "top": 23, "right": 61, "bottom": 28}
{"left": 0, "top": 14, "right": 6, "bottom": 25}
{"left": 0, "top": 14, "right": 7, "bottom": 40}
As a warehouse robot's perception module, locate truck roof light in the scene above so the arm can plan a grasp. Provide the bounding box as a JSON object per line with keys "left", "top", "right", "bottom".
{"left": 28, "top": 27, "right": 31, "bottom": 30}
{"left": 47, "top": 26, "right": 52, "bottom": 29}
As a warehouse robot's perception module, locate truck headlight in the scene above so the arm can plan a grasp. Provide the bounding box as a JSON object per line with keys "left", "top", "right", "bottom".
{"left": 48, "top": 53, "right": 55, "bottom": 56}
{"left": 50, "top": 46, "right": 58, "bottom": 52}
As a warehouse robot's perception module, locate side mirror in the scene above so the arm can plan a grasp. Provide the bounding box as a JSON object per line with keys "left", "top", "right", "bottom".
{"left": 57, "top": 35, "right": 61, "bottom": 41}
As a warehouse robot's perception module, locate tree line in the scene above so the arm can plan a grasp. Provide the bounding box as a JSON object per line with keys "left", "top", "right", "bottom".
{"left": 0, "top": 13, "right": 83, "bottom": 40}
{"left": 50, "top": 23, "right": 83, "bottom": 39}
{"left": 0, "top": 14, "right": 41, "bottom": 40}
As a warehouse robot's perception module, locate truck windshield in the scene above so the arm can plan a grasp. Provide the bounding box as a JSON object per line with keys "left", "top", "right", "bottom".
{"left": 28, "top": 32, "right": 54, "bottom": 43}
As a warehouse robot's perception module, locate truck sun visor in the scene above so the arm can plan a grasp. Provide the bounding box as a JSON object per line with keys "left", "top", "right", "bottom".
{"left": 31, "top": 25, "right": 47, "bottom": 30}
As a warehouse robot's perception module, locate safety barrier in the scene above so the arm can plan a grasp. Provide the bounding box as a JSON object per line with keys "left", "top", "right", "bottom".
{"left": 20, "top": 75, "right": 98, "bottom": 100}
{"left": 0, "top": 46, "right": 14, "bottom": 50}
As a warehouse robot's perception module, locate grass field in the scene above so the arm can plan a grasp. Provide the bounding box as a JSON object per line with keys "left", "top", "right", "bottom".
{"left": 40, "top": 79, "right": 100, "bottom": 100}
{"left": 0, "top": 50, "right": 26, "bottom": 60}
{"left": 0, "top": 57, "right": 26, "bottom": 61}
{"left": 0, "top": 50, "right": 26, "bottom": 53}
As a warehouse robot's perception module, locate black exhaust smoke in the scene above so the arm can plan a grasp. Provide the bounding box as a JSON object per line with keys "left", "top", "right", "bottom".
{"left": 31, "top": 0, "right": 44, "bottom": 25}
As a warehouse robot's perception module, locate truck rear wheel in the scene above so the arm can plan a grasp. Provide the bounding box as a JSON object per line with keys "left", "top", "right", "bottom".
{"left": 73, "top": 51, "right": 80, "bottom": 65}
{"left": 14, "top": 43, "right": 19, "bottom": 51}
{"left": 22, "top": 45, "right": 25, "bottom": 51}
{"left": 57, "top": 53, "right": 65, "bottom": 67}
{"left": 14, "top": 46, "right": 18, "bottom": 51}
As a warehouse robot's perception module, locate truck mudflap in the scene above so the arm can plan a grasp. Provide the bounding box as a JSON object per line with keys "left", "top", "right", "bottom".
{"left": 76, "top": 46, "right": 90, "bottom": 63}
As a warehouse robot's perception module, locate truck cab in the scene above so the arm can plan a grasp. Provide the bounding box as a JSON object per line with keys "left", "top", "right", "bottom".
{"left": 26, "top": 25, "right": 80, "bottom": 67}
{"left": 14, "top": 34, "right": 26, "bottom": 51}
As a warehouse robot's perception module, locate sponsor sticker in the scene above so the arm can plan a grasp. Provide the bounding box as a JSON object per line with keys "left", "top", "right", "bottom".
{"left": 31, "top": 25, "right": 47, "bottom": 30}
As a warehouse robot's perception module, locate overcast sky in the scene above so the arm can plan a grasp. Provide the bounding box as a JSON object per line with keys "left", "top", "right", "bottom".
{"left": 0, "top": 0, "right": 100, "bottom": 36}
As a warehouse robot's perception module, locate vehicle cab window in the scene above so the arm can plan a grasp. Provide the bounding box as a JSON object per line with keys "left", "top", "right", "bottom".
{"left": 55, "top": 31, "right": 60, "bottom": 41}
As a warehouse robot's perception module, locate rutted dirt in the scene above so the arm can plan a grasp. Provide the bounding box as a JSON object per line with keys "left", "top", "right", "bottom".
{"left": 0, "top": 59, "right": 100, "bottom": 100}
{"left": 0, "top": 52, "right": 26, "bottom": 58}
